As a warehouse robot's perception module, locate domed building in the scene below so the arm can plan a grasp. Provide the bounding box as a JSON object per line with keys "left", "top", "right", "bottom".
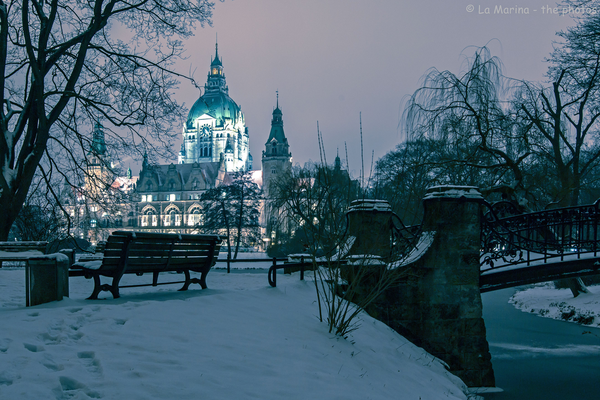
{"left": 70, "top": 43, "right": 284, "bottom": 250}
{"left": 178, "top": 43, "right": 252, "bottom": 172}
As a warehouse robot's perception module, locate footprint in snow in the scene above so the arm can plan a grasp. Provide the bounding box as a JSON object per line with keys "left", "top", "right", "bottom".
{"left": 0, "top": 338, "right": 12, "bottom": 353}
{"left": 0, "top": 370, "right": 19, "bottom": 386}
{"left": 23, "top": 342, "right": 45, "bottom": 352}
{"left": 77, "top": 351, "right": 103, "bottom": 377}
{"left": 41, "top": 353, "right": 64, "bottom": 372}
{"left": 55, "top": 376, "right": 101, "bottom": 399}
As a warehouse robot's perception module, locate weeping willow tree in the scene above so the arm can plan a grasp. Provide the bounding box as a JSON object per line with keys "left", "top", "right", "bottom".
{"left": 403, "top": 46, "right": 531, "bottom": 202}
{"left": 403, "top": 42, "right": 600, "bottom": 296}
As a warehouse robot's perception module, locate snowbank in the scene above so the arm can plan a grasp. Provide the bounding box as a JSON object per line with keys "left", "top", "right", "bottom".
{"left": 0, "top": 267, "right": 469, "bottom": 399}
{"left": 510, "top": 283, "right": 600, "bottom": 328}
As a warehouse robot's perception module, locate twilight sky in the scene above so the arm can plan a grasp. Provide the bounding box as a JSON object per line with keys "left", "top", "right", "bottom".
{"left": 170, "top": 0, "right": 575, "bottom": 177}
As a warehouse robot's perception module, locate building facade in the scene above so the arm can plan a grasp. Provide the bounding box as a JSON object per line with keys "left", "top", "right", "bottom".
{"left": 69, "top": 44, "right": 286, "bottom": 250}
{"left": 135, "top": 155, "right": 228, "bottom": 232}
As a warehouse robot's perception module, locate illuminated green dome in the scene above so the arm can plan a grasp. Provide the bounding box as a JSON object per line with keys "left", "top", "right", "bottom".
{"left": 185, "top": 42, "right": 242, "bottom": 129}
{"left": 186, "top": 91, "right": 241, "bottom": 129}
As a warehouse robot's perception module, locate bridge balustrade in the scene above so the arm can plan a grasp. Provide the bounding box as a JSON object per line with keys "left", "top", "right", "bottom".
{"left": 481, "top": 200, "right": 600, "bottom": 270}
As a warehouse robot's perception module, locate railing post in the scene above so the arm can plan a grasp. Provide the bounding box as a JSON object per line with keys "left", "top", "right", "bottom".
{"left": 227, "top": 252, "right": 231, "bottom": 274}
{"left": 272, "top": 257, "right": 277, "bottom": 286}
{"left": 300, "top": 256, "right": 304, "bottom": 281}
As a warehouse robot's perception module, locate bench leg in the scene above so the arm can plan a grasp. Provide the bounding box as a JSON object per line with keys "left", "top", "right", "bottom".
{"left": 179, "top": 270, "right": 192, "bottom": 291}
{"left": 88, "top": 275, "right": 102, "bottom": 300}
{"left": 199, "top": 270, "right": 208, "bottom": 289}
{"left": 111, "top": 276, "right": 121, "bottom": 299}
{"left": 87, "top": 275, "right": 120, "bottom": 300}
{"left": 178, "top": 270, "right": 208, "bottom": 291}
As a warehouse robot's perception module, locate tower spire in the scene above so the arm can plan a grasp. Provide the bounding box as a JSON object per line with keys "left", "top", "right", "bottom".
{"left": 211, "top": 35, "right": 222, "bottom": 67}
{"left": 215, "top": 34, "right": 219, "bottom": 60}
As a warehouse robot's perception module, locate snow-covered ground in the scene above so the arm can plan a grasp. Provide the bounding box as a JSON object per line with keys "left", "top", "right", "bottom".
{"left": 511, "top": 283, "right": 600, "bottom": 328}
{"left": 0, "top": 262, "right": 471, "bottom": 399}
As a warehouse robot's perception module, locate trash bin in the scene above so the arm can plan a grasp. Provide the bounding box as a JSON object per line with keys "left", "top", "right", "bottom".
{"left": 26, "top": 254, "right": 70, "bottom": 307}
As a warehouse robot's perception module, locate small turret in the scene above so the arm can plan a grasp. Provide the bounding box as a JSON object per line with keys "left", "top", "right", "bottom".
{"left": 85, "top": 121, "right": 113, "bottom": 195}
{"left": 205, "top": 40, "right": 227, "bottom": 94}
{"left": 264, "top": 91, "right": 290, "bottom": 158}
{"left": 334, "top": 149, "right": 341, "bottom": 171}
{"left": 89, "top": 121, "right": 107, "bottom": 157}
{"left": 262, "top": 92, "right": 292, "bottom": 198}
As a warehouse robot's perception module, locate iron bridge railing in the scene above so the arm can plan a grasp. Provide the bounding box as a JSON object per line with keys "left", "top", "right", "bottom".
{"left": 481, "top": 200, "right": 600, "bottom": 271}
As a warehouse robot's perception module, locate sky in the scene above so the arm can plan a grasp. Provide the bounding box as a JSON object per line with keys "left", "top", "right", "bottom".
{"left": 0, "top": 265, "right": 469, "bottom": 399}
{"left": 166, "top": 0, "right": 576, "bottom": 177}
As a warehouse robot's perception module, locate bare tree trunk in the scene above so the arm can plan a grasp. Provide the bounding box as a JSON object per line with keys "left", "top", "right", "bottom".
{"left": 221, "top": 200, "right": 232, "bottom": 261}
{"left": 0, "top": 211, "right": 15, "bottom": 241}
{"left": 234, "top": 183, "right": 245, "bottom": 260}
{"left": 566, "top": 277, "right": 590, "bottom": 298}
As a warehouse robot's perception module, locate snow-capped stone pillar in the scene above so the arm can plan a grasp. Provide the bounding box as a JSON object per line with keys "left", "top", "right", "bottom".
{"left": 417, "top": 186, "right": 494, "bottom": 387}
{"left": 346, "top": 200, "right": 393, "bottom": 259}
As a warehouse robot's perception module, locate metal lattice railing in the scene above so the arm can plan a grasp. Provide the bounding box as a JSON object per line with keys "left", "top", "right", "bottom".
{"left": 481, "top": 200, "right": 600, "bottom": 270}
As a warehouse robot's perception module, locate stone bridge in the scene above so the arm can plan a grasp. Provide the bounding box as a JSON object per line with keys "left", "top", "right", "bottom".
{"left": 346, "top": 186, "right": 600, "bottom": 388}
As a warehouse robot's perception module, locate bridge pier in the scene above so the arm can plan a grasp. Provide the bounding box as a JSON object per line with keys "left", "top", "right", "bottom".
{"left": 366, "top": 186, "right": 495, "bottom": 387}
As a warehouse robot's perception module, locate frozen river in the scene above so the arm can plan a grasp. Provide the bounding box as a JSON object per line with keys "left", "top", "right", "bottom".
{"left": 481, "top": 288, "right": 600, "bottom": 400}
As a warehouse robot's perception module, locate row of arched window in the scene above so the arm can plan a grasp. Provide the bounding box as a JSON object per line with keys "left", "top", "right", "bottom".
{"left": 141, "top": 208, "right": 202, "bottom": 227}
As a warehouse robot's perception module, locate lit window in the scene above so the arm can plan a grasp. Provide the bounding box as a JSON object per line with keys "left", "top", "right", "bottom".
{"left": 141, "top": 195, "right": 147, "bottom": 202}
{"left": 188, "top": 209, "right": 200, "bottom": 226}
{"left": 168, "top": 210, "right": 178, "bottom": 227}
{"left": 90, "top": 219, "right": 97, "bottom": 228}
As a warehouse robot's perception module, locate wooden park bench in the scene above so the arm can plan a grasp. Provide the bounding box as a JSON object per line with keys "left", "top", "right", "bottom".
{"left": 69, "top": 231, "right": 223, "bottom": 299}
{"left": 0, "top": 241, "right": 48, "bottom": 267}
